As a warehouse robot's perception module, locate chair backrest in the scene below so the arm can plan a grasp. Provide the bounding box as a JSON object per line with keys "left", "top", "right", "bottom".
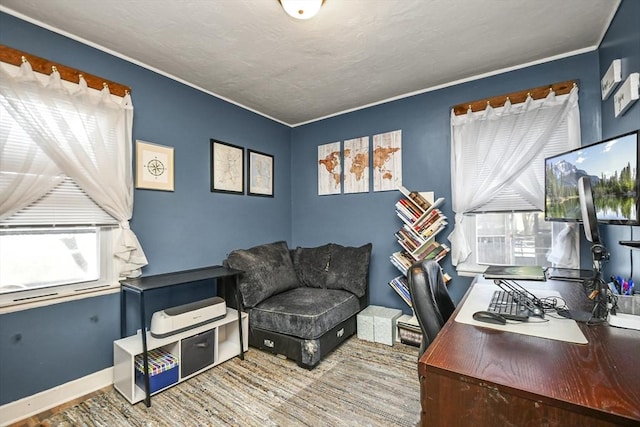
{"left": 407, "top": 260, "right": 456, "bottom": 357}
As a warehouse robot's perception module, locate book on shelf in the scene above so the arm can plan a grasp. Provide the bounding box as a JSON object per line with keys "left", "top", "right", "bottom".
{"left": 399, "top": 186, "right": 433, "bottom": 212}
{"left": 397, "top": 327, "right": 422, "bottom": 347}
{"left": 396, "top": 314, "right": 420, "bottom": 331}
{"left": 396, "top": 238, "right": 417, "bottom": 255}
{"left": 397, "top": 199, "right": 422, "bottom": 219}
{"left": 395, "top": 200, "right": 420, "bottom": 223}
{"left": 396, "top": 314, "right": 422, "bottom": 346}
{"left": 423, "top": 243, "right": 450, "bottom": 262}
{"left": 415, "top": 210, "right": 445, "bottom": 233}
{"left": 413, "top": 205, "right": 445, "bottom": 231}
{"left": 390, "top": 251, "right": 413, "bottom": 275}
{"left": 413, "top": 239, "right": 450, "bottom": 262}
{"left": 389, "top": 275, "right": 412, "bottom": 307}
{"left": 420, "top": 219, "right": 447, "bottom": 240}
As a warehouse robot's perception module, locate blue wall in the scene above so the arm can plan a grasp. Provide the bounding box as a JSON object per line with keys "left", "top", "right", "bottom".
{"left": 0, "top": 12, "right": 292, "bottom": 405}
{"left": 597, "top": 0, "right": 640, "bottom": 282}
{"left": 291, "top": 53, "right": 602, "bottom": 310}
{"left": 1, "top": 0, "right": 638, "bottom": 406}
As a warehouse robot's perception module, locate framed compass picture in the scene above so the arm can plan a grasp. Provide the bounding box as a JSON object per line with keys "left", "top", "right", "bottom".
{"left": 135, "top": 140, "right": 175, "bottom": 191}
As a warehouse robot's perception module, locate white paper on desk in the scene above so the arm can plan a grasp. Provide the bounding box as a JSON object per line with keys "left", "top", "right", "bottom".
{"left": 455, "top": 281, "right": 588, "bottom": 344}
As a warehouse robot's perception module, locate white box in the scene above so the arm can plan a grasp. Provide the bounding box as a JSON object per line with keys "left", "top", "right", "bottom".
{"left": 373, "top": 307, "right": 402, "bottom": 345}
{"left": 357, "top": 305, "right": 402, "bottom": 346}
{"left": 356, "top": 305, "right": 377, "bottom": 342}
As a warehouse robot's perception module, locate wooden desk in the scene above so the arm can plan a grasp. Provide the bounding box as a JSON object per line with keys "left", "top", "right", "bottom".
{"left": 418, "top": 277, "right": 640, "bottom": 426}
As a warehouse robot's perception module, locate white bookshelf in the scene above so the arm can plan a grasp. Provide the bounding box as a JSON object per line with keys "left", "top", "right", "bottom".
{"left": 113, "top": 308, "right": 248, "bottom": 404}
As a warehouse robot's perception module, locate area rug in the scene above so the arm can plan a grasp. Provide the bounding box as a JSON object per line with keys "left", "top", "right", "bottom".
{"left": 38, "top": 337, "right": 421, "bottom": 427}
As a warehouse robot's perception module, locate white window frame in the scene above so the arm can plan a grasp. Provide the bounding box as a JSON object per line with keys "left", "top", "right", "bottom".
{"left": 455, "top": 215, "right": 579, "bottom": 277}
{"left": 0, "top": 226, "right": 119, "bottom": 313}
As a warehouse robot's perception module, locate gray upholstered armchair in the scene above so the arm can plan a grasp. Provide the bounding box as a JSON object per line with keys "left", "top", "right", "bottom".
{"left": 224, "top": 241, "right": 372, "bottom": 369}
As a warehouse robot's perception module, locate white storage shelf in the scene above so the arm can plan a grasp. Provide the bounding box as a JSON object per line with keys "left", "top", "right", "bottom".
{"left": 114, "top": 308, "right": 248, "bottom": 404}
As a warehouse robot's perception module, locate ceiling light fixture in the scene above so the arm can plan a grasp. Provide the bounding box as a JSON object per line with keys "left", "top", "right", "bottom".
{"left": 279, "top": 0, "right": 324, "bottom": 20}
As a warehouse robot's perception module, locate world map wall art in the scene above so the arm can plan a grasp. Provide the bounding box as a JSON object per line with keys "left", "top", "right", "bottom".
{"left": 317, "top": 130, "right": 402, "bottom": 196}
{"left": 318, "top": 141, "right": 341, "bottom": 195}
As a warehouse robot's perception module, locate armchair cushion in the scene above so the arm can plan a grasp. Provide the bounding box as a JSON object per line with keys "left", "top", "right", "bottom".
{"left": 324, "top": 243, "right": 372, "bottom": 297}
{"left": 225, "top": 241, "right": 299, "bottom": 308}
{"left": 291, "top": 243, "right": 333, "bottom": 289}
{"left": 249, "top": 287, "right": 361, "bottom": 339}
{"left": 292, "top": 242, "right": 372, "bottom": 297}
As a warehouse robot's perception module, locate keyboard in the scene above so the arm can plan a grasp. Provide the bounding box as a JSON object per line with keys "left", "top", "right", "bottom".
{"left": 487, "top": 290, "right": 530, "bottom": 321}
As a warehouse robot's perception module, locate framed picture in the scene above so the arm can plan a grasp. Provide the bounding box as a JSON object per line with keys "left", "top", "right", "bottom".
{"left": 247, "top": 149, "right": 274, "bottom": 197}
{"left": 135, "top": 140, "right": 174, "bottom": 191}
{"left": 211, "top": 139, "right": 244, "bottom": 194}
{"left": 373, "top": 129, "right": 402, "bottom": 192}
{"left": 318, "top": 141, "right": 341, "bottom": 195}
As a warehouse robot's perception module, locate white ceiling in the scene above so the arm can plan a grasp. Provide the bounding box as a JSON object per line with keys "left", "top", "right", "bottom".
{"left": 0, "top": 0, "right": 621, "bottom": 126}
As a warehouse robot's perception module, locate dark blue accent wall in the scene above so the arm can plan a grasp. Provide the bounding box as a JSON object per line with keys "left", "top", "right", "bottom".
{"left": 597, "top": 0, "right": 640, "bottom": 283}
{"left": 1, "top": 0, "right": 637, "bottom": 406}
{"left": 0, "top": 12, "right": 292, "bottom": 405}
{"left": 291, "top": 53, "right": 602, "bottom": 311}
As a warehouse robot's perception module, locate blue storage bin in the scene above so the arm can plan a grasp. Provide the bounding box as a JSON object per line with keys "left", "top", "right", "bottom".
{"left": 134, "top": 348, "right": 179, "bottom": 393}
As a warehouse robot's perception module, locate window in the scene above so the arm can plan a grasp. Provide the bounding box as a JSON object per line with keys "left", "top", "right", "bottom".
{"left": 0, "top": 59, "right": 145, "bottom": 310}
{"left": 0, "top": 227, "right": 117, "bottom": 302}
{"left": 449, "top": 86, "right": 581, "bottom": 275}
{"left": 459, "top": 213, "right": 577, "bottom": 275}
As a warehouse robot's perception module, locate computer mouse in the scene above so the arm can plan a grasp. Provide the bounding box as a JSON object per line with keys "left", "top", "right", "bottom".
{"left": 472, "top": 310, "right": 507, "bottom": 325}
{"left": 530, "top": 307, "right": 545, "bottom": 318}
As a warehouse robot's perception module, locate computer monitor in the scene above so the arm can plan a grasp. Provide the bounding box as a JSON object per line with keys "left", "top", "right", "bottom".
{"left": 545, "top": 130, "right": 640, "bottom": 224}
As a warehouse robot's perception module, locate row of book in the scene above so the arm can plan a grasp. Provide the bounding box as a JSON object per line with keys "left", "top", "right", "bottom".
{"left": 396, "top": 201, "right": 446, "bottom": 240}
{"left": 389, "top": 275, "right": 412, "bottom": 308}
{"left": 396, "top": 314, "right": 422, "bottom": 347}
{"left": 395, "top": 199, "right": 424, "bottom": 224}
{"left": 390, "top": 241, "right": 450, "bottom": 273}
{"left": 398, "top": 185, "right": 432, "bottom": 212}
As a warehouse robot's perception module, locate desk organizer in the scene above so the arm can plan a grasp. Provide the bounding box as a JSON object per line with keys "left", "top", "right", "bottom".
{"left": 616, "top": 294, "right": 640, "bottom": 315}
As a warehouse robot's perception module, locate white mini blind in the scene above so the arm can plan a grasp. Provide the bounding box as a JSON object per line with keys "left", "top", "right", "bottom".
{"left": 1, "top": 177, "right": 117, "bottom": 226}
{"left": 0, "top": 80, "right": 117, "bottom": 227}
{"left": 454, "top": 92, "right": 576, "bottom": 215}
{"left": 470, "top": 118, "right": 570, "bottom": 213}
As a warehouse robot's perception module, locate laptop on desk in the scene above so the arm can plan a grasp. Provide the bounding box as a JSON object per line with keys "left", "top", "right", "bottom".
{"left": 546, "top": 267, "right": 593, "bottom": 282}
{"left": 483, "top": 265, "right": 546, "bottom": 281}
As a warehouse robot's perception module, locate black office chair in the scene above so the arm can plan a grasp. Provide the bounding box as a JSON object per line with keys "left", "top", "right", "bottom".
{"left": 407, "top": 260, "right": 455, "bottom": 358}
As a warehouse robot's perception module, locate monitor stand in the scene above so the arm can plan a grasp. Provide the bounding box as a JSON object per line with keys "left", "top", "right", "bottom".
{"left": 563, "top": 243, "right": 609, "bottom": 323}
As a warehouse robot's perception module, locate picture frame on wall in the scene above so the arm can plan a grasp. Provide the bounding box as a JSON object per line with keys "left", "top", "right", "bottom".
{"left": 210, "top": 139, "right": 244, "bottom": 194}
{"left": 247, "top": 149, "right": 274, "bottom": 197}
{"left": 135, "top": 140, "right": 175, "bottom": 191}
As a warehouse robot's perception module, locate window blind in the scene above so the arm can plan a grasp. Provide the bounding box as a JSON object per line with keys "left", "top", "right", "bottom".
{"left": 1, "top": 177, "right": 117, "bottom": 226}
{"left": 463, "top": 102, "right": 571, "bottom": 213}
{"left": 0, "top": 92, "right": 117, "bottom": 227}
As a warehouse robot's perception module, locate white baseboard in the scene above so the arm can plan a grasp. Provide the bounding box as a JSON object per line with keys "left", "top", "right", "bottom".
{"left": 0, "top": 367, "right": 113, "bottom": 427}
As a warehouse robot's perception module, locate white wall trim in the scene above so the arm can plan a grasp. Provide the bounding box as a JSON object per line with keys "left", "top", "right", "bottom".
{"left": 0, "top": 367, "right": 112, "bottom": 427}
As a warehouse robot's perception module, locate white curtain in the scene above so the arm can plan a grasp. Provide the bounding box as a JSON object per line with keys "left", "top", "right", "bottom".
{"left": 448, "top": 86, "right": 580, "bottom": 266}
{"left": 0, "top": 61, "right": 147, "bottom": 278}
